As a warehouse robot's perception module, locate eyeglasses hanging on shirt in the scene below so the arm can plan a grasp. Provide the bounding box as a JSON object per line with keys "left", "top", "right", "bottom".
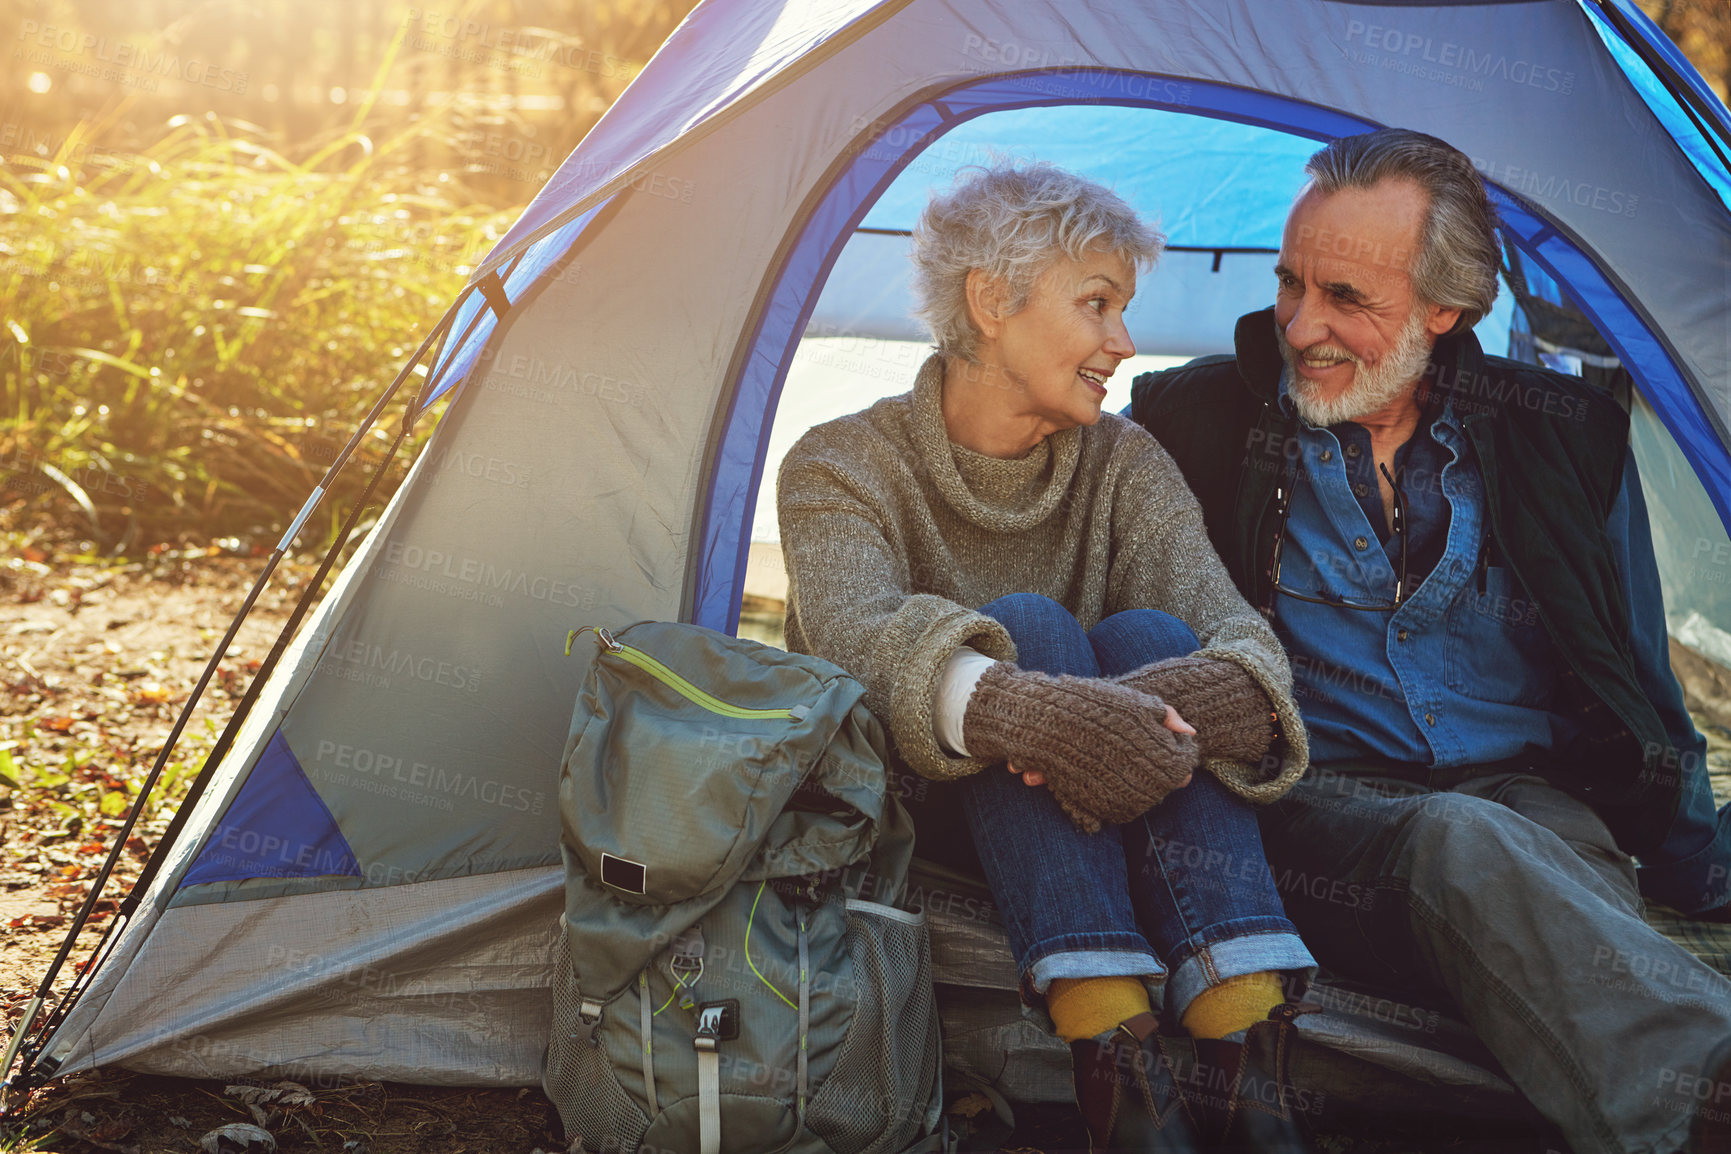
{"left": 1262, "top": 459, "right": 1410, "bottom": 615}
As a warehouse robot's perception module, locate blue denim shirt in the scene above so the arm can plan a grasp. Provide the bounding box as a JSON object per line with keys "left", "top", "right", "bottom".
{"left": 1271, "top": 377, "right": 1578, "bottom": 766}
{"left": 1263, "top": 372, "right": 1726, "bottom": 909}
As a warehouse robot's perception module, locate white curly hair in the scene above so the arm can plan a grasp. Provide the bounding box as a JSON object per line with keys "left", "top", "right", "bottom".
{"left": 910, "top": 161, "right": 1164, "bottom": 362}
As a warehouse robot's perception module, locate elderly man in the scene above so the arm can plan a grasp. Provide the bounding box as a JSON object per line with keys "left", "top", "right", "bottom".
{"left": 1130, "top": 128, "right": 1731, "bottom": 1154}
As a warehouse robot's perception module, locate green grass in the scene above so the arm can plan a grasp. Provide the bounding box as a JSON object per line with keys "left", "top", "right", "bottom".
{"left": 0, "top": 104, "right": 517, "bottom": 551}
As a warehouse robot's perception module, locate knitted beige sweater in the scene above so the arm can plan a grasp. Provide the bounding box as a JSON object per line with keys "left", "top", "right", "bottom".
{"left": 777, "top": 355, "right": 1308, "bottom": 801}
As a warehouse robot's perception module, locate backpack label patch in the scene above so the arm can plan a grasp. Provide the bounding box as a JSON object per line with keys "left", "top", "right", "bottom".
{"left": 599, "top": 852, "right": 647, "bottom": 895}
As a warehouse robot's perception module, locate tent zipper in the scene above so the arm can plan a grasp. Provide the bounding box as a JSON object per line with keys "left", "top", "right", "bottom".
{"left": 567, "top": 627, "right": 807, "bottom": 722}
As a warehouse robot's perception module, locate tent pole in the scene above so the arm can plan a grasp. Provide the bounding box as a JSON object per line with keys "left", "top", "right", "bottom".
{"left": 7, "top": 418, "right": 418, "bottom": 1101}
{"left": 1, "top": 296, "right": 466, "bottom": 1101}
{"left": 10, "top": 421, "right": 413, "bottom": 1103}
{"left": 1593, "top": 1, "right": 1731, "bottom": 172}
{"left": 0, "top": 997, "right": 41, "bottom": 1111}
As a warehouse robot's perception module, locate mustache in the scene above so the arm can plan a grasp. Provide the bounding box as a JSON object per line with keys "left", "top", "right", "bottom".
{"left": 1286, "top": 342, "right": 1360, "bottom": 367}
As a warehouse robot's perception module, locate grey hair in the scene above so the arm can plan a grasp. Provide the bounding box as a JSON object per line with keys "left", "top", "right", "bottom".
{"left": 910, "top": 161, "right": 1164, "bottom": 361}
{"left": 1304, "top": 129, "right": 1501, "bottom": 333}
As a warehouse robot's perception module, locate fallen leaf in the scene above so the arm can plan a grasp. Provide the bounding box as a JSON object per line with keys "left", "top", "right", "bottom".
{"left": 130, "top": 684, "right": 171, "bottom": 705}
{"left": 42, "top": 716, "right": 74, "bottom": 733}
{"left": 89, "top": 1118, "right": 133, "bottom": 1142}
{"left": 948, "top": 1091, "right": 993, "bottom": 1119}
{"left": 199, "top": 1122, "right": 276, "bottom": 1153}
{"left": 56, "top": 1107, "right": 140, "bottom": 1154}
{"left": 226, "top": 1081, "right": 316, "bottom": 1109}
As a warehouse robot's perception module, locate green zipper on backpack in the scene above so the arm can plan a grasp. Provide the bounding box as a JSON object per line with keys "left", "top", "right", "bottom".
{"left": 567, "top": 627, "right": 805, "bottom": 722}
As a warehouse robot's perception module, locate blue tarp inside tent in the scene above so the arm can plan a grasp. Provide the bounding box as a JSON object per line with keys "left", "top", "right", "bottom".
{"left": 808, "top": 106, "right": 1513, "bottom": 356}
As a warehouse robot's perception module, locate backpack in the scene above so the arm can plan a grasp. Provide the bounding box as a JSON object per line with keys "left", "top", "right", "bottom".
{"left": 545, "top": 620, "right": 943, "bottom": 1154}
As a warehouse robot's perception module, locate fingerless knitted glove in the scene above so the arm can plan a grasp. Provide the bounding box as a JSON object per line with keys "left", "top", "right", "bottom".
{"left": 1114, "top": 656, "right": 1277, "bottom": 765}
{"left": 961, "top": 662, "right": 1200, "bottom": 832}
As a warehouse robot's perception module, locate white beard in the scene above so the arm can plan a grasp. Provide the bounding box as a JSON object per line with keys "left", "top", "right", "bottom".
{"left": 1279, "top": 310, "right": 1435, "bottom": 427}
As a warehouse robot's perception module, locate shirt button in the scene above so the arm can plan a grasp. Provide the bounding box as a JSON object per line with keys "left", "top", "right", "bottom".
{"left": 1321, "top": 449, "right": 1334, "bottom": 462}
{"left": 1354, "top": 536, "right": 1369, "bottom": 551}
{"left": 1346, "top": 444, "right": 1361, "bottom": 458}
{"left": 1397, "top": 629, "right": 1409, "bottom": 642}
{"left": 1353, "top": 483, "right": 1369, "bottom": 498}
{"left": 1424, "top": 713, "right": 1436, "bottom": 726}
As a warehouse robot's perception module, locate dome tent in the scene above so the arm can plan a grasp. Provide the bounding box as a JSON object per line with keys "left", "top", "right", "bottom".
{"left": 9, "top": 0, "right": 1731, "bottom": 1117}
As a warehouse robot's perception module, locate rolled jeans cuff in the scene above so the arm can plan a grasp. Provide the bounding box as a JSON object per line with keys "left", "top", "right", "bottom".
{"left": 1026, "top": 943, "right": 1165, "bottom": 999}
{"left": 1166, "top": 930, "right": 1317, "bottom": 1024}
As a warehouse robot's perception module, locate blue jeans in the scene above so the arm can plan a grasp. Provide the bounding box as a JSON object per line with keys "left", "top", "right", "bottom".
{"left": 961, "top": 593, "right": 1315, "bottom": 1021}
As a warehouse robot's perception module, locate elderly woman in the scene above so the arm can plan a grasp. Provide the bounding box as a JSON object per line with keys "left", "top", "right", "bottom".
{"left": 777, "top": 163, "right": 1314, "bottom": 1153}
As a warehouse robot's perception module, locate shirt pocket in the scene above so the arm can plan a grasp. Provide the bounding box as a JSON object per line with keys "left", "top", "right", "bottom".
{"left": 1442, "top": 565, "right": 1558, "bottom": 705}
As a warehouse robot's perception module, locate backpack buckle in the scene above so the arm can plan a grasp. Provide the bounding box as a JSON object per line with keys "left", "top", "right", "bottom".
{"left": 571, "top": 998, "right": 604, "bottom": 1047}
{"left": 693, "top": 999, "right": 739, "bottom": 1046}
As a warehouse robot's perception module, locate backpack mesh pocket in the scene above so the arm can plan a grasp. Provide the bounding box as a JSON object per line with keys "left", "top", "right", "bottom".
{"left": 804, "top": 900, "right": 939, "bottom": 1154}
{"left": 545, "top": 928, "right": 649, "bottom": 1150}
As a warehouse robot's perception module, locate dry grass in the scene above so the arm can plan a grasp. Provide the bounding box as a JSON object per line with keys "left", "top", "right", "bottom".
{"left": 0, "top": 96, "right": 517, "bottom": 551}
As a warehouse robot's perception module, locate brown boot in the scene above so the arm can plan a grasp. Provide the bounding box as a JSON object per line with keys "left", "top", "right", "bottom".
{"left": 1163, "top": 1004, "right": 1319, "bottom": 1153}
{"left": 1070, "top": 1012, "right": 1206, "bottom": 1153}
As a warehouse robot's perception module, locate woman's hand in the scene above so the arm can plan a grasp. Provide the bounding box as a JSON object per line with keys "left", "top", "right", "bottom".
{"left": 1114, "top": 656, "right": 1277, "bottom": 765}
{"left": 960, "top": 661, "right": 1200, "bottom": 832}
{"left": 1009, "top": 704, "right": 1195, "bottom": 787}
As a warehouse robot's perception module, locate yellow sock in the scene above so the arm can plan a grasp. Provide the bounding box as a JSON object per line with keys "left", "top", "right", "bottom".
{"left": 1180, "top": 970, "right": 1286, "bottom": 1039}
{"left": 1046, "top": 976, "right": 1153, "bottom": 1043}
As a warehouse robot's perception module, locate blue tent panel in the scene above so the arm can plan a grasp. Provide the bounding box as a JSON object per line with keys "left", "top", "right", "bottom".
{"left": 1586, "top": 1, "right": 1731, "bottom": 213}
{"left": 179, "top": 731, "right": 362, "bottom": 889}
